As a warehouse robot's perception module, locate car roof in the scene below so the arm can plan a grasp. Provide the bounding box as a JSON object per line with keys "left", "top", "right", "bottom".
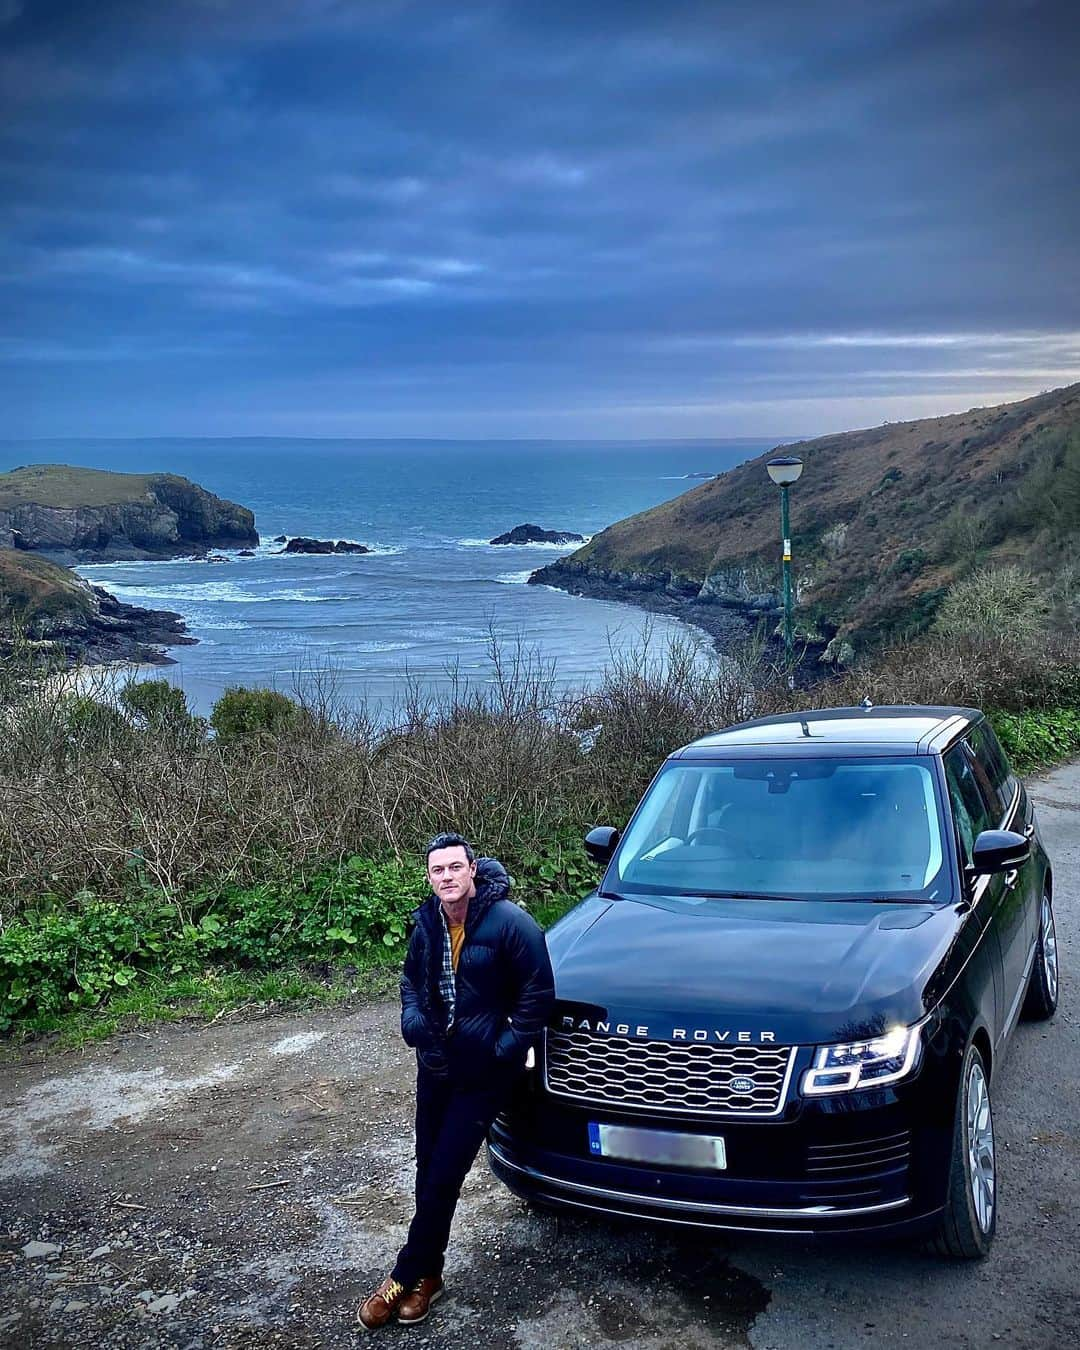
{"left": 671, "top": 704, "right": 981, "bottom": 759}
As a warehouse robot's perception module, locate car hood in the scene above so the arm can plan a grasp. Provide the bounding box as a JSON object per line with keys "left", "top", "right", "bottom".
{"left": 548, "top": 892, "right": 968, "bottom": 1046}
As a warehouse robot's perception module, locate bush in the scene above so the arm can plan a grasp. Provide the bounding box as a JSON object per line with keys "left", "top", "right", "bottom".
{"left": 991, "top": 707, "right": 1080, "bottom": 775}
{"left": 210, "top": 686, "right": 302, "bottom": 740}
{"left": 121, "top": 679, "right": 202, "bottom": 740}
{"left": 934, "top": 565, "right": 1051, "bottom": 646}
{"left": 59, "top": 694, "right": 129, "bottom": 746}
{"left": 0, "top": 856, "right": 429, "bottom": 1029}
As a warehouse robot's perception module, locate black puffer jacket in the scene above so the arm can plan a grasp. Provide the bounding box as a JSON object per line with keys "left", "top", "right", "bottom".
{"left": 400, "top": 858, "right": 555, "bottom": 1085}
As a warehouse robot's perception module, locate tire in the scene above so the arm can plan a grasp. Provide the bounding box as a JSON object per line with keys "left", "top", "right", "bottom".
{"left": 928, "top": 1042, "right": 996, "bottom": 1259}
{"left": 1022, "top": 891, "right": 1059, "bottom": 1021}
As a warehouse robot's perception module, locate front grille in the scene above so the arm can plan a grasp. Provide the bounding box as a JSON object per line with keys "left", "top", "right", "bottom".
{"left": 544, "top": 1029, "right": 796, "bottom": 1118}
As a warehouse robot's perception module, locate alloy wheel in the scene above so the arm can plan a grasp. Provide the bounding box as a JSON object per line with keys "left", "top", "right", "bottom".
{"left": 1042, "top": 897, "right": 1059, "bottom": 1004}
{"left": 966, "top": 1059, "right": 995, "bottom": 1234}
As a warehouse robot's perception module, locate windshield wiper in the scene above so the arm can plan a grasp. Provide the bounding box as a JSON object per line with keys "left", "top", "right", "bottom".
{"left": 685, "top": 890, "right": 801, "bottom": 902}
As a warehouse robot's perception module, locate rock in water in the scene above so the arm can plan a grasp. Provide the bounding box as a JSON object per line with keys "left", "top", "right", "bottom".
{"left": 489, "top": 523, "right": 585, "bottom": 545}
{"left": 281, "top": 537, "right": 371, "bottom": 554}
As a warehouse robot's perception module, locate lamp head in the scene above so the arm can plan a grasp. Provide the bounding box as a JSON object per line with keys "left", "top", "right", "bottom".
{"left": 766, "top": 455, "right": 804, "bottom": 487}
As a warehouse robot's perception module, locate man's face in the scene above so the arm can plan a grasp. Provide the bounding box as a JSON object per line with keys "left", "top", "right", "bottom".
{"left": 427, "top": 845, "right": 477, "bottom": 923}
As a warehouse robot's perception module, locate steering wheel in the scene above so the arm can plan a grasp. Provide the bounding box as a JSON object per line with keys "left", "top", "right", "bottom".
{"left": 686, "top": 827, "right": 745, "bottom": 852}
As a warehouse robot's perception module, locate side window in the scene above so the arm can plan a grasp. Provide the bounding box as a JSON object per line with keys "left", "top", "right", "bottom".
{"left": 966, "top": 722, "right": 1014, "bottom": 819}
{"left": 944, "top": 746, "right": 995, "bottom": 866}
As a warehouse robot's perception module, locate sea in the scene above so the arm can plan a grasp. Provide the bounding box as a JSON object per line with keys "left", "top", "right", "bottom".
{"left": 0, "top": 438, "right": 778, "bottom": 717}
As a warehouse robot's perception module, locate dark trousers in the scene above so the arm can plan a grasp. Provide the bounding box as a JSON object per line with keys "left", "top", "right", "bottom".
{"left": 391, "top": 1065, "right": 507, "bottom": 1288}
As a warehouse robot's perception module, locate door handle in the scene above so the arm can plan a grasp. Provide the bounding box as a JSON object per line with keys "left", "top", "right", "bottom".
{"left": 1004, "top": 869, "right": 1019, "bottom": 890}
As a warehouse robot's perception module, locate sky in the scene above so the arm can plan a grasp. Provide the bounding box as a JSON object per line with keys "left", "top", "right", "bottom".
{"left": 2, "top": 0, "right": 1079, "bottom": 440}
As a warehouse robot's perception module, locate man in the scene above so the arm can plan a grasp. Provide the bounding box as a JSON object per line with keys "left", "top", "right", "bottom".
{"left": 358, "top": 832, "right": 555, "bottom": 1330}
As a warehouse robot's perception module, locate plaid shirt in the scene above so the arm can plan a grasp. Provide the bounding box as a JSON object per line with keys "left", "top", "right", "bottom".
{"left": 438, "top": 909, "right": 457, "bottom": 1031}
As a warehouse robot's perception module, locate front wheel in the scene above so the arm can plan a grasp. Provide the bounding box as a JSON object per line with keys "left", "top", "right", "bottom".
{"left": 1022, "top": 892, "right": 1059, "bottom": 1021}
{"left": 928, "top": 1042, "right": 996, "bottom": 1259}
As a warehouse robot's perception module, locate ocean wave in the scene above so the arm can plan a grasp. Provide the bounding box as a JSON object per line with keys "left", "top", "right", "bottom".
{"left": 78, "top": 554, "right": 218, "bottom": 573}
{"left": 102, "top": 581, "right": 353, "bottom": 605}
{"left": 494, "top": 570, "right": 535, "bottom": 585}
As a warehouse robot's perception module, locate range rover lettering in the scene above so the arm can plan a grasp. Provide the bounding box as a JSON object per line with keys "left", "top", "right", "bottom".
{"left": 489, "top": 705, "right": 1059, "bottom": 1258}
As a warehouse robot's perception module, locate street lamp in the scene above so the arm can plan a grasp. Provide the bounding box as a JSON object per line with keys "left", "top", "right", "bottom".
{"left": 766, "top": 455, "right": 804, "bottom": 668}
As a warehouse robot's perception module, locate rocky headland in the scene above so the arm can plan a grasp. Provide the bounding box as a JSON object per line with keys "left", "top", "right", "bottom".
{"left": 0, "top": 549, "right": 194, "bottom": 665}
{"left": 0, "top": 464, "right": 257, "bottom": 564}
{"left": 531, "top": 382, "right": 1080, "bottom": 662}
{"left": 490, "top": 523, "right": 585, "bottom": 545}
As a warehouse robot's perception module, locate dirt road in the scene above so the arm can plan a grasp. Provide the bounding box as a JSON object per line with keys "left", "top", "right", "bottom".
{"left": 2, "top": 761, "right": 1077, "bottom": 1350}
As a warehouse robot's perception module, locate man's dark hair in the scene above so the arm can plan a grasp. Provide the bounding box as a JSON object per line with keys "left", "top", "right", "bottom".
{"left": 425, "top": 831, "right": 475, "bottom": 863}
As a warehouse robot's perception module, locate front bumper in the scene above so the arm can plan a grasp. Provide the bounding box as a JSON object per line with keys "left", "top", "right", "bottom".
{"left": 488, "top": 1050, "right": 955, "bottom": 1238}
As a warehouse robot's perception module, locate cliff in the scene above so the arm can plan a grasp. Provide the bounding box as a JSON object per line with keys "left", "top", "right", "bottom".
{"left": 531, "top": 383, "right": 1080, "bottom": 655}
{"left": 0, "top": 465, "right": 258, "bottom": 563}
{"left": 0, "top": 549, "right": 194, "bottom": 665}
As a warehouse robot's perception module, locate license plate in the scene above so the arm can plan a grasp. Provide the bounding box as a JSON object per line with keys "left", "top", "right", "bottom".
{"left": 588, "top": 1122, "right": 727, "bottom": 1170}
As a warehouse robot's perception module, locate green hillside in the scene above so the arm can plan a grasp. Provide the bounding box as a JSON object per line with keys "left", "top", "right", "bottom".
{"left": 0, "top": 549, "right": 95, "bottom": 628}
{"left": 538, "top": 383, "right": 1080, "bottom": 647}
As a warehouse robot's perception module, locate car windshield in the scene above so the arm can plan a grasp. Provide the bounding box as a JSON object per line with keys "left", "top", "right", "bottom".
{"left": 607, "top": 756, "right": 951, "bottom": 902}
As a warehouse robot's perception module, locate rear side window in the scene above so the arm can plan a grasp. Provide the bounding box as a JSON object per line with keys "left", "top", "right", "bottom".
{"left": 966, "top": 721, "right": 1017, "bottom": 820}
{"left": 944, "top": 746, "right": 996, "bottom": 865}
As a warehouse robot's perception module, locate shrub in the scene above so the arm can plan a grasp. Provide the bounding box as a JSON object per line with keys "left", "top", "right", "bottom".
{"left": 210, "top": 686, "right": 302, "bottom": 740}
{"left": 991, "top": 707, "right": 1080, "bottom": 775}
{"left": 121, "top": 679, "right": 200, "bottom": 735}
{"left": 59, "top": 694, "right": 129, "bottom": 746}
{"left": 0, "top": 856, "right": 429, "bottom": 1029}
{"left": 934, "top": 565, "right": 1051, "bottom": 647}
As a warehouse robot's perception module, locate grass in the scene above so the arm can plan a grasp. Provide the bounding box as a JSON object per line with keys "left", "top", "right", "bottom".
{"left": 1, "top": 956, "right": 403, "bottom": 1057}
{"left": 0, "top": 464, "right": 160, "bottom": 510}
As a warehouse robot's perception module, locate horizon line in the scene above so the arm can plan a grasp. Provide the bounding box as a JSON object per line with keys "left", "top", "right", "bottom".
{"left": 0, "top": 433, "right": 800, "bottom": 447}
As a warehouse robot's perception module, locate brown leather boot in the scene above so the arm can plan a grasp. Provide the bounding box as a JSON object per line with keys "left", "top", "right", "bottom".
{"left": 356, "top": 1275, "right": 407, "bottom": 1330}
{"left": 397, "top": 1276, "right": 445, "bottom": 1325}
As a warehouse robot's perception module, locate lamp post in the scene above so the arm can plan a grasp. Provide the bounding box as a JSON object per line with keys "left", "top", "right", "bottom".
{"left": 766, "top": 455, "right": 803, "bottom": 669}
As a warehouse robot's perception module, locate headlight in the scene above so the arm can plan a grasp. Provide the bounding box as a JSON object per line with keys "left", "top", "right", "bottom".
{"left": 802, "top": 1023, "right": 922, "bottom": 1096}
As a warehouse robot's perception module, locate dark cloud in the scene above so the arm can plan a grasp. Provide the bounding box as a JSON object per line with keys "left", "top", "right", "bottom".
{"left": 1, "top": 0, "right": 1078, "bottom": 436}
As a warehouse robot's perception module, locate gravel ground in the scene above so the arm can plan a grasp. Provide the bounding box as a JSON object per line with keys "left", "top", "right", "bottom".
{"left": 1, "top": 761, "right": 1077, "bottom": 1350}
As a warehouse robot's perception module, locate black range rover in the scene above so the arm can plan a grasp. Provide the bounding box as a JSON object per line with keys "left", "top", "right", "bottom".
{"left": 489, "top": 705, "right": 1059, "bottom": 1258}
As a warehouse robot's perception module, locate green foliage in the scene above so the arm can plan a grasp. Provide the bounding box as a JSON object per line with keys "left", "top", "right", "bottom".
{"left": 871, "top": 466, "right": 903, "bottom": 496}
{"left": 59, "top": 694, "right": 129, "bottom": 744}
{"left": 121, "top": 679, "right": 202, "bottom": 741}
{"left": 888, "top": 547, "right": 925, "bottom": 578}
{"left": 934, "top": 565, "right": 1051, "bottom": 646}
{"left": 210, "top": 686, "right": 301, "bottom": 740}
{"left": 0, "top": 856, "right": 428, "bottom": 1030}
{"left": 513, "top": 830, "right": 599, "bottom": 906}
{"left": 991, "top": 707, "right": 1080, "bottom": 775}
{"left": 986, "top": 426, "right": 1080, "bottom": 544}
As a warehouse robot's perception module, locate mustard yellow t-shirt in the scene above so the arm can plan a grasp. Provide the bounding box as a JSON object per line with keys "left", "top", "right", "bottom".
{"left": 448, "top": 922, "right": 465, "bottom": 972}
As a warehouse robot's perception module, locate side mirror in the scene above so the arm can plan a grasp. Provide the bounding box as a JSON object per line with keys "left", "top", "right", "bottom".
{"left": 584, "top": 825, "right": 620, "bottom": 866}
{"left": 971, "top": 829, "right": 1030, "bottom": 876}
